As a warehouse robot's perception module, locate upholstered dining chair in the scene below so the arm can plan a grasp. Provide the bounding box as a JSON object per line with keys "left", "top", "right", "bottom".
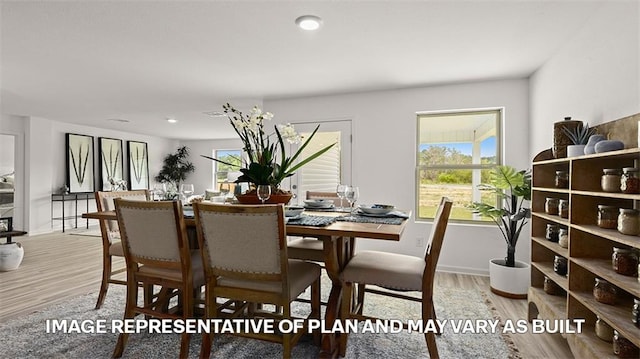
{"left": 193, "top": 203, "right": 321, "bottom": 359}
{"left": 112, "top": 199, "right": 204, "bottom": 358}
{"left": 287, "top": 191, "right": 343, "bottom": 263}
{"left": 339, "top": 197, "right": 453, "bottom": 359}
{"left": 94, "top": 190, "right": 150, "bottom": 309}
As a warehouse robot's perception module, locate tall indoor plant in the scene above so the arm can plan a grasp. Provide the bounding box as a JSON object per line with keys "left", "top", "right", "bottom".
{"left": 469, "top": 165, "right": 531, "bottom": 297}
{"left": 155, "top": 146, "right": 195, "bottom": 198}
{"left": 202, "top": 103, "right": 334, "bottom": 201}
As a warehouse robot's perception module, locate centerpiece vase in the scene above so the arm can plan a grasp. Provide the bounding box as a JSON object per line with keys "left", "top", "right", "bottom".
{"left": 235, "top": 190, "right": 293, "bottom": 205}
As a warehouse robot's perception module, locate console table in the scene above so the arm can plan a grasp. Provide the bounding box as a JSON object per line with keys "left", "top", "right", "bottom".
{"left": 51, "top": 193, "right": 91, "bottom": 232}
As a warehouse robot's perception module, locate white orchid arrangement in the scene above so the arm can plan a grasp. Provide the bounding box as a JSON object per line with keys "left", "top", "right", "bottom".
{"left": 202, "top": 103, "right": 334, "bottom": 189}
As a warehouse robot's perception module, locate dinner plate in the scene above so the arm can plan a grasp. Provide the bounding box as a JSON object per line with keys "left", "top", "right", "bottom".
{"left": 358, "top": 204, "right": 395, "bottom": 215}
{"left": 303, "top": 199, "right": 334, "bottom": 208}
{"left": 356, "top": 210, "right": 393, "bottom": 218}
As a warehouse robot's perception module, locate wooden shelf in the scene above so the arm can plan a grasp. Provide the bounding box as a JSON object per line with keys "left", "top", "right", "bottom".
{"left": 572, "top": 224, "right": 640, "bottom": 248}
{"left": 532, "top": 235, "right": 569, "bottom": 257}
{"left": 571, "top": 257, "right": 640, "bottom": 298}
{"left": 528, "top": 286, "right": 566, "bottom": 320}
{"left": 531, "top": 261, "right": 569, "bottom": 291}
{"left": 571, "top": 290, "right": 640, "bottom": 348}
{"left": 530, "top": 128, "right": 640, "bottom": 359}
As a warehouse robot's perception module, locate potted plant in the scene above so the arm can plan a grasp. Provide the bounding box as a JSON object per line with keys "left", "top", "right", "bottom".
{"left": 469, "top": 165, "right": 531, "bottom": 298}
{"left": 562, "top": 122, "right": 595, "bottom": 157}
{"left": 202, "top": 103, "right": 335, "bottom": 204}
{"left": 154, "top": 146, "right": 195, "bottom": 199}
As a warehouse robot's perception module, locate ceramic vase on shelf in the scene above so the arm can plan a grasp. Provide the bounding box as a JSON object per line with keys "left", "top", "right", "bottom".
{"left": 567, "top": 144, "right": 586, "bottom": 157}
{"left": 553, "top": 117, "right": 582, "bottom": 158}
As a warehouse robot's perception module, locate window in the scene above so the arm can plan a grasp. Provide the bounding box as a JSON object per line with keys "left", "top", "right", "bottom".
{"left": 212, "top": 149, "right": 242, "bottom": 192}
{"left": 416, "top": 108, "right": 502, "bottom": 222}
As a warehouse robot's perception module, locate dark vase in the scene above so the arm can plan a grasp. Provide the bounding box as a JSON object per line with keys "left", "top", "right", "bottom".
{"left": 553, "top": 117, "right": 582, "bottom": 158}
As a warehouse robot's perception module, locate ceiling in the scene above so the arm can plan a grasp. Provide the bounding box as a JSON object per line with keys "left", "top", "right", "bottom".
{"left": 1, "top": 1, "right": 608, "bottom": 140}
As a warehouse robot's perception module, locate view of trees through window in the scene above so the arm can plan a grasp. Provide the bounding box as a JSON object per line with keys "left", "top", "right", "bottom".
{"left": 213, "top": 149, "right": 242, "bottom": 190}
{"left": 416, "top": 109, "right": 502, "bottom": 221}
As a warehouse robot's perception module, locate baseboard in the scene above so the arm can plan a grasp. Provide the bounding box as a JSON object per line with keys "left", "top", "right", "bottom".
{"left": 437, "top": 264, "right": 489, "bottom": 277}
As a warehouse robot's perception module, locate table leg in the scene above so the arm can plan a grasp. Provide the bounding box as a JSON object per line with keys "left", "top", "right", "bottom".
{"left": 320, "top": 236, "right": 352, "bottom": 358}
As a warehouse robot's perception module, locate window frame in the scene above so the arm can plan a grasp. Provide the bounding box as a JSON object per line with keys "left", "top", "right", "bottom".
{"left": 415, "top": 107, "right": 503, "bottom": 223}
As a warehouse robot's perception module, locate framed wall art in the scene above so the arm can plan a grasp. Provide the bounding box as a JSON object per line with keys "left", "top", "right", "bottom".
{"left": 98, "top": 137, "right": 124, "bottom": 191}
{"left": 66, "top": 133, "right": 95, "bottom": 193}
{"left": 127, "top": 140, "right": 149, "bottom": 190}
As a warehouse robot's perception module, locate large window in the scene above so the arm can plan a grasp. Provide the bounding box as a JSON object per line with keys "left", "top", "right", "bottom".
{"left": 212, "top": 149, "right": 242, "bottom": 192}
{"left": 416, "top": 108, "right": 502, "bottom": 222}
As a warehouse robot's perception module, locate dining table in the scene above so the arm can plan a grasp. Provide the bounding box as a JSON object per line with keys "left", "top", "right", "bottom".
{"left": 82, "top": 205, "right": 410, "bottom": 358}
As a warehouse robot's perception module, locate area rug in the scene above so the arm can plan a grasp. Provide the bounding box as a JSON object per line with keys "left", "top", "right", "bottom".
{"left": 0, "top": 278, "right": 521, "bottom": 358}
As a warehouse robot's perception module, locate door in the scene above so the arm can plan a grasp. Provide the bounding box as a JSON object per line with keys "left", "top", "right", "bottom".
{"left": 283, "top": 120, "right": 352, "bottom": 201}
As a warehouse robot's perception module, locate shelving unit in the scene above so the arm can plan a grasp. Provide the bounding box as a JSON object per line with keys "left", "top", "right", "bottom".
{"left": 51, "top": 193, "right": 91, "bottom": 232}
{"left": 529, "top": 147, "right": 640, "bottom": 358}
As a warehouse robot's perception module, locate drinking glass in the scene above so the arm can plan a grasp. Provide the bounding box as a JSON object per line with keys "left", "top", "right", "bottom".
{"left": 345, "top": 186, "right": 359, "bottom": 216}
{"left": 152, "top": 183, "right": 166, "bottom": 201}
{"left": 257, "top": 185, "right": 271, "bottom": 204}
{"left": 180, "top": 183, "right": 194, "bottom": 201}
{"left": 336, "top": 184, "right": 348, "bottom": 211}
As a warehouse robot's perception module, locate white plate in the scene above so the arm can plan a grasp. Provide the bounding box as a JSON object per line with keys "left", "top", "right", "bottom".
{"left": 358, "top": 204, "right": 395, "bottom": 215}
{"left": 303, "top": 199, "right": 334, "bottom": 208}
{"left": 356, "top": 210, "right": 392, "bottom": 218}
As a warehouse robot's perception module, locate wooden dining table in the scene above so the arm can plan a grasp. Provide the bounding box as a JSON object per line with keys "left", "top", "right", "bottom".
{"left": 82, "top": 207, "right": 409, "bottom": 358}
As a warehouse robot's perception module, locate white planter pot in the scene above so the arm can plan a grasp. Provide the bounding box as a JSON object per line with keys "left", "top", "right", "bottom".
{"left": 566, "top": 144, "right": 586, "bottom": 157}
{"left": 0, "top": 242, "right": 24, "bottom": 271}
{"left": 489, "top": 258, "right": 530, "bottom": 299}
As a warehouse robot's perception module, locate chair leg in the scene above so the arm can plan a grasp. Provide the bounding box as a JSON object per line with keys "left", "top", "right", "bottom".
{"left": 200, "top": 287, "right": 215, "bottom": 359}
{"left": 422, "top": 298, "right": 439, "bottom": 358}
{"left": 311, "top": 278, "right": 321, "bottom": 346}
{"left": 432, "top": 306, "right": 441, "bottom": 335}
{"left": 179, "top": 283, "right": 193, "bottom": 359}
{"left": 113, "top": 280, "right": 138, "bottom": 358}
{"left": 339, "top": 281, "right": 354, "bottom": 357}
{"left": 95, "top": 254, "right": 112, "bottom": 309}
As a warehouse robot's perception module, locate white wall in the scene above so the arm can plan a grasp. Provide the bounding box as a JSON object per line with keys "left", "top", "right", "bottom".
{"left": 1, "top": 114, "right": 179, "bottom": 234}
{"left": 530, "top": 1, "right": 639, "bottom": 159}
{"left": 259, "top": 79, "right": 530, "bottom": 275}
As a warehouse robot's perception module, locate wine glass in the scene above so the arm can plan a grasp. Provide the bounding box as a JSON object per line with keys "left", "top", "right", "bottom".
{"left": 180, "top": 183, "right": 194, "bottom": 201}
{"left": 345, "top": 186, "right": 359, "bottom": 216}
{"left": 336, "top": 184, "right": 348, "bottom": 212}
{"left": 152, "top": 183, "right": 166, "bottom": 201}
{"left": 257, "top": 185, "right": 271, "bottom": 204}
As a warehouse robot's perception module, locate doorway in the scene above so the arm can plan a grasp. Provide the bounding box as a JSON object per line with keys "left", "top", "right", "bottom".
{"left": 284, "top": 120, "right": 352, "bottom": 200}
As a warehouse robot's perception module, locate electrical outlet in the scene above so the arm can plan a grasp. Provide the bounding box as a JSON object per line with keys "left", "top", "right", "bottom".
{"left": 416, "top": 236, "right": 425, "bottom": 247}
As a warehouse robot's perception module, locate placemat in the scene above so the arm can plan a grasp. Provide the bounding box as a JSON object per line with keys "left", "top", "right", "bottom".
{"left": 286, "top": 215, "right": 337, "bottom": 227}
{"left": 336, "top": 215, "right": 405, "bottom": 225}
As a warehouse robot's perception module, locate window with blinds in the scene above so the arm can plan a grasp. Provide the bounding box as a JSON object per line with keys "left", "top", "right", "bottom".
{"left": 297, "top": 131, "right": 341, "bottom": 195}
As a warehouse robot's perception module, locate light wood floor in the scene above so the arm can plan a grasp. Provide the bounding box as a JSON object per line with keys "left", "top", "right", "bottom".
{"left": 0, "top": 231, "right": 574, "bottom": 358}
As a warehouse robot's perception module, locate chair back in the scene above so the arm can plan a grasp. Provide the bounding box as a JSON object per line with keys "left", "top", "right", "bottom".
{"left": 95, "top": 190, "right": 150, "bottom": 234}
{"left": 193, "top": 203, "right": 286, "bottom": 282}
{"left": 115, "top": 199, "right": 190, "bottom": 273}
{"left": 422, "top": 197, "right": 452, "bottom": 291}
{"left": 306, "top": 191, "right": 341, "bottom": 206}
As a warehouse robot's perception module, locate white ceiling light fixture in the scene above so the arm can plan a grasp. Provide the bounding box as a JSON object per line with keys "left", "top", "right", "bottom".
{"left": 295, "top": 15, "right": 322, "bottom": 31}
{"left": 167, "top": 117, "right": 177, "bottom": 123}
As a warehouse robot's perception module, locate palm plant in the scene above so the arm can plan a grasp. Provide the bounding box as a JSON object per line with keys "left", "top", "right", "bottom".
{"left": 469, "top": 165, "right": 531, "bottom": 267}
{"left": 562, "top": 122, "right": 595, "bottom": 145}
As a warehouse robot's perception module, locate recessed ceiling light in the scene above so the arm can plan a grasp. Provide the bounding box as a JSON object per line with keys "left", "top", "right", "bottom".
{"left": 295, "top": 15, "right": 322, "bottom": 31}
{"left": 167, "top": 117, "right": 177, "bottom": 123}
